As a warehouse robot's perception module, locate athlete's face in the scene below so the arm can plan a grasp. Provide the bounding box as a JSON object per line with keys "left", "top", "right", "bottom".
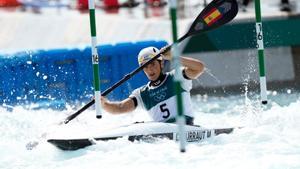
{"left": 143, "top": 60, "right": 162, "bottom": 81}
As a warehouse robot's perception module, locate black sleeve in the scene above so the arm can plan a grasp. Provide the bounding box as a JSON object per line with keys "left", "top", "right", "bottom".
{"left": 129, "top": 96, "right": 138, "bottom": 108}
{"left": 182, "top": 68, "right": 192, "bottom": 80}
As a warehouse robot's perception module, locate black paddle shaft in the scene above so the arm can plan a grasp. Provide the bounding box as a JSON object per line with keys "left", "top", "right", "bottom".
{"left": 63, "top": 0, "right": 238, "bottom": 124}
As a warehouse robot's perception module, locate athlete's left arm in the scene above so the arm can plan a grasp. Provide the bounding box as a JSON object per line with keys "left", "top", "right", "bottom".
{"left": 181, "top": 57, "right": 204, "bottom": 79}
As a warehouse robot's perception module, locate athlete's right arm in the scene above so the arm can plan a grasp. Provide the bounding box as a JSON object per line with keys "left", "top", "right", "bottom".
{"left": 100, "top": 96, "right": 136, "bottom": 114}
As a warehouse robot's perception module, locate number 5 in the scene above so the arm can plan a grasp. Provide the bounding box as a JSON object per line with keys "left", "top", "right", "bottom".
{"left": 160, "top": 103, "right": 170, "bottom": 119}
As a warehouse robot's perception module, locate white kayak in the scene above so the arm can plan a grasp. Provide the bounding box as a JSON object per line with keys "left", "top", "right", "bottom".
{"left": 47, "top": 122, "right": 235, "bottom": 150}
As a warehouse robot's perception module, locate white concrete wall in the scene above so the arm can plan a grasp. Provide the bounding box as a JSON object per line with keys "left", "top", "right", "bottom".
{"left": 0, "top": 9, "right": 193, "bottom": 53}
{"left": 185, "top": 47, "right": 295, "bottom": 88}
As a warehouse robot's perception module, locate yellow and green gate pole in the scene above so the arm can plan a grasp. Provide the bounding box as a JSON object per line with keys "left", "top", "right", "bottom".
{"left": 169, "top": 0, "right": 186, "bottom": 153}
{"left": 255, "top": 0, "right": 268, "bottom": 105}
{"left": 88, "top": 0, "right": 102, "bottom": 118}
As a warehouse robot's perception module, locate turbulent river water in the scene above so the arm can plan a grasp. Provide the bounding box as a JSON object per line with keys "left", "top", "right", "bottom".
{"left": 1, "top": 91, "right": 300, "bottom": 169}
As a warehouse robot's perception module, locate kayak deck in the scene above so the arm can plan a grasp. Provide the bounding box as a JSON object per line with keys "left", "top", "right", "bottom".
{"left": 47, "top": 123, "right": 235, "bottom": 151}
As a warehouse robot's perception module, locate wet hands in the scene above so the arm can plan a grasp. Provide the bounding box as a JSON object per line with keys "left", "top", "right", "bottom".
{"left": 100, "top": 96, "right": 108, "bottom": 106}
{"left": 160, "top": 46, "right": 172, "bottom": 61}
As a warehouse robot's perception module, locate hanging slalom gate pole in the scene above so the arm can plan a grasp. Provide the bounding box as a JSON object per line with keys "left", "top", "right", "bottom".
{"left": 88, "top": 0, "right": 102, "bottom": 118}
{"left": 169, "top": 0, "right": 186, "bottom": 153}
{"left": 254, "top": 0, "right": 267, "bottom": 105}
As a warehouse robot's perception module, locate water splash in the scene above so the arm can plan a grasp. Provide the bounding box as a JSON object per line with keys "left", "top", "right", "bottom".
{"left": 1, "top": 93, "right": 300, "bottom": 169}
{"left": 203, "top": 67, "right": 221, "bottom": 84}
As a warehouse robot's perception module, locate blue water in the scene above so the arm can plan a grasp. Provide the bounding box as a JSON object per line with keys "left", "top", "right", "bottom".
{"left": 1, "top": 92, "right": 300, "bottom": 169}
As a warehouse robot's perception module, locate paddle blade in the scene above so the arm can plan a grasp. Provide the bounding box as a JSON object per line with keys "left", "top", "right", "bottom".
{"left": 181, "top": 0, "right": 238, "bottom": 41}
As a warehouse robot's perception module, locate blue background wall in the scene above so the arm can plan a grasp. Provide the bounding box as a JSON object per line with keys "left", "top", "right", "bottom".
{"left": 0, "top": 40, "right": 167, "bottom": 109}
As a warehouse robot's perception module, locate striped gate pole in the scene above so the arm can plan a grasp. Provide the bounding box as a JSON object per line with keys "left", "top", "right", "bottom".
{"left": 169, "top": 0, "right": 186, "bottom": 153}
{"left": 254, "top": 0, "right": 268, "bottom": 105}
{"left": 88, "top": 0, "right": 102, "bottom": 118}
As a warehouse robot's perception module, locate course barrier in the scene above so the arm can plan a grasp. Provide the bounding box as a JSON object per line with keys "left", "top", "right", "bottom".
{"left": 0, "top": 40, "right": 167, "bottom": 109}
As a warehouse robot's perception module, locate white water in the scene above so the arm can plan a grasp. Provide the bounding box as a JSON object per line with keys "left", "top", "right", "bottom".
{"left": 1, "top": 92, "right": 300, "bottom": 169}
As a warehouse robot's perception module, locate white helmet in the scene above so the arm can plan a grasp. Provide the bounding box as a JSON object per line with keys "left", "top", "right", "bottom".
{"left": 138, "top": 47, "right": 163, "bottom": 66}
